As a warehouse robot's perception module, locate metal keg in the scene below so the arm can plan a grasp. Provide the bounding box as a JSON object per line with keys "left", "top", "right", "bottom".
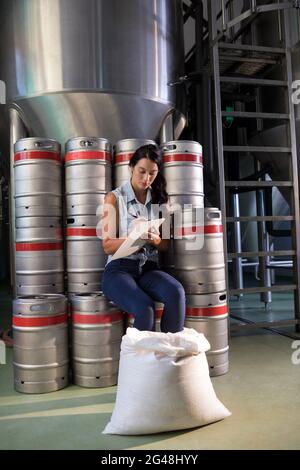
{"left": 65, "top": 137, "right": 112, "bottom": 195}
{"left": 127, "top": 302, "right": 164, "bottom": 332}
{"left": 113, "top": 138, "right": 156, "bottom": 188}
{"left": 66, "top": 216, "right": 107, "bottom": 293}
{"left": 15, "top": 227, "right": 64, "bottom": 295}
{"left": 66, "top": 192, "right": 106, "bottom": 217}
{"left": 71, "top": 293, "right": 124, "bottom": 387}
{"left": 14, "top": 138, "right": 62, "bottom": 198}
{"left": 161, "top": 140, "right": 204, "bottom": 207}
{"left": 15, "top": 194, "right": 62, "bottom": 218}
{"left": 13, "top": 294, "right": 69, "bottom": 393}
{"left": 185, "top": 292, "right": 229, "bottom": 377}
{"left": 172, "top": 207, "right": 226, "bottom": 294}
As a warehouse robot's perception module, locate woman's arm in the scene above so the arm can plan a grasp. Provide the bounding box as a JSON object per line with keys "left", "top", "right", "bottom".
{"left": 101, "top": 192, "right": 126, "bottom": 255}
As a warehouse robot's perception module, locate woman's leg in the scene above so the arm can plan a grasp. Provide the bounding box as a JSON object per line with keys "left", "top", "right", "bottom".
{"left": 138, "top": 269, "right": 186, "bottom": 333}
{"left": 102, "top": 264, "right": 156, "bottom": 331}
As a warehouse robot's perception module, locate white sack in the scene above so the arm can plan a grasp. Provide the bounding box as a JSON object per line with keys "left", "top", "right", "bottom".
{"left": 103, "top": 327, "right": 231, "bottom": 435}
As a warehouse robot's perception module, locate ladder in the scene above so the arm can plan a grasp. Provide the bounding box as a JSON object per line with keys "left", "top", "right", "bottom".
{"left": 208, "top": 0, "right": 300, "bottom": 332}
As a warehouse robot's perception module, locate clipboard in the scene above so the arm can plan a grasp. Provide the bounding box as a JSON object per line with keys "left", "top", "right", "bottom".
{"left": 111, "top": 218, "right": 165, "bottom": 261}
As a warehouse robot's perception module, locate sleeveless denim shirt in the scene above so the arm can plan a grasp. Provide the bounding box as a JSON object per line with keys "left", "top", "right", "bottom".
{"left": 106, "top": 181, "right": 159, "bottom": 267}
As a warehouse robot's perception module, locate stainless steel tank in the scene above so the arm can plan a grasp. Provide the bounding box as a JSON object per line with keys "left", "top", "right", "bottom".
{"left": 0, "top": 0, "right": 185, "bottom": 145}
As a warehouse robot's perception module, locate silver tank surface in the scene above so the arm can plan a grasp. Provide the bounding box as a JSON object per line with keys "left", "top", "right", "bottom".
{"left": 0, "top": 0, "right": 185, "bottom": 145}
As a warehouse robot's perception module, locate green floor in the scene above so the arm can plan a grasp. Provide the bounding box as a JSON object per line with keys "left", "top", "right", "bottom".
{"left": 1, "top": 283, "right": 300, "bottom": 450}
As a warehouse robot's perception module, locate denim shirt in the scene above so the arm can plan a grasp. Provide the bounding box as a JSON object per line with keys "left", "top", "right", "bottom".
{"left": 106, "top": 181, "right": 159, "bottom": 267}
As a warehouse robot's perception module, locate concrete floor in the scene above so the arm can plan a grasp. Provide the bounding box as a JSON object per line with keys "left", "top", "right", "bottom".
{"left": 1, "top": 282, "right": 300, "bottom": 450}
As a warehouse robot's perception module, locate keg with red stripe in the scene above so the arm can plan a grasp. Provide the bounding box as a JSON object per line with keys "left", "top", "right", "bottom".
{"left": 66, "top": 216, "right": 107, "bottom": 293}
{"left": 126, "top": 302, "right": 164, "bottom": 332}
{"left": 185, "top": 292, "right": 229, "bottom": 377}
{"left": 65, "top": 137, "right": 112, "bottom": 196}
{"left": 71, "top": 293, "right": 124, "bottom": 387}
{"left": 161, "top": 140, "right": 204, "bottom": 207}
{"left": 171, "top": 207, "right": 226, "bottom": 294}
{"left": 14, "top": 138, "right": 62, "bottom": 203}
{"left": 113, "top": 139, "right": 156, "bottom": 188}
{"left": 13, "top": 294, "right": 69, "bottom": 393}
{"left": 15, "top": 227, "right": 64, "bottom": 295}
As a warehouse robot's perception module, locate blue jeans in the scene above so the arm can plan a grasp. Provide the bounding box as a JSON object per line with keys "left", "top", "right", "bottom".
{"left": 101, "top": 259, "right": 185, "bottom": 332}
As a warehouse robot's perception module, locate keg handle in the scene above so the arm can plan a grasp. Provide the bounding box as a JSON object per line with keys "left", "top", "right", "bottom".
{"left": 80, "top": 139, "right": 96, "bottom": 148}
{"left": 30, "top": 304, "right": 52, "bottom": 312}
{"left": 162, "top": 144, "right": 177, "bottom": 151}
{"left": 207, "top": 212, "right": 221, "bottom": 220}
{"left": 34, "top": 140, "right": 55, "bottom": 150}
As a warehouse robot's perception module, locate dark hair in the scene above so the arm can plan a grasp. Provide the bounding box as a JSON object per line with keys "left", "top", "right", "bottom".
{"left": 129, "top": 144, "right": 168, "bottom": 204}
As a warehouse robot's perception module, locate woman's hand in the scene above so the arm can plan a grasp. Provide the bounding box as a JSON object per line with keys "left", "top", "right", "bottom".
{"left": 141, "top": 227, "right": 161, "bottom": 246}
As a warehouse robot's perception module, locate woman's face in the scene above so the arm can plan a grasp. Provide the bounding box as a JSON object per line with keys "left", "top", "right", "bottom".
{"left": 131, "top": 158, "right": 159, "bottom": 191}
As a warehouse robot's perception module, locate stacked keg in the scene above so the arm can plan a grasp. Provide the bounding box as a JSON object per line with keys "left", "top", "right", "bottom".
{"left": 161, "top": 140, "right": 204, "bottom": 207}
{"left": 14, "top": 138, "right": 64, "bottom": 294}
{"left": 13, "top": 294, "right": 69, "bottom": 393}
{"left": 161, "top": 140, "right": 228, "bottom": 376}
{"left": 65, "top": 137, "right": 111, "bottom": 293}
{"left": 173, "top": 207, "right": 228, "bottom": 376}
{"left": 113, "top": 139, "right": 156, "bottom": 188}
{"left": 70, "top": 293, "right": 124, "bottom": 387}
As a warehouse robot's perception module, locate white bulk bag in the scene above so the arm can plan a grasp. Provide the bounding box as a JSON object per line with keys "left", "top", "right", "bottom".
{"left": 103, "top": 327, "right": 231, "bottom": 435}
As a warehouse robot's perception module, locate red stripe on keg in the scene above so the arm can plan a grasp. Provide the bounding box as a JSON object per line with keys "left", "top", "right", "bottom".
{"left": 205, "top": 225, "right": 223, "bottom": 234}
{"left": 13, "top": 313, "right": 67, "bottom": 327}
{"left": 65, "top": 151, "right": 111, "bottom": 162}
{"left": 72, "top": 312, "right": 123, "bottom": 324}
{"left": 156, "top": 308, "right": 163, "bottom": 318}
{"left": 114, "top": 153, "right": 134, "bottom": 163}
{"left": 66, "top": 228, "right": 97, "bottom": 237}
{"left": 186, "top": 305, "right": 228, "bottom": 317}
{"left": 14, "top": 151, "right": 61, "bottom": 163}
{"left": 163, "top": 153, "right": 203, "bottom": 164}
{"left": 176, "top": 224, "right": 223, "bottom": 236}
{"left": 16, "top": 242, "right": 63, "bottom": 251}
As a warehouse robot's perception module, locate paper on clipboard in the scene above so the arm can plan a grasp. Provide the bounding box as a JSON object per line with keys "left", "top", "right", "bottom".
{"left": 111, "top": 218, "right": 165, "bottom": 261}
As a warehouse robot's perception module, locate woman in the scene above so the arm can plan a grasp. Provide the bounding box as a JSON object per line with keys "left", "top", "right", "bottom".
{"left": 101, "top": 144, "right": 185, "bottom": 332}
